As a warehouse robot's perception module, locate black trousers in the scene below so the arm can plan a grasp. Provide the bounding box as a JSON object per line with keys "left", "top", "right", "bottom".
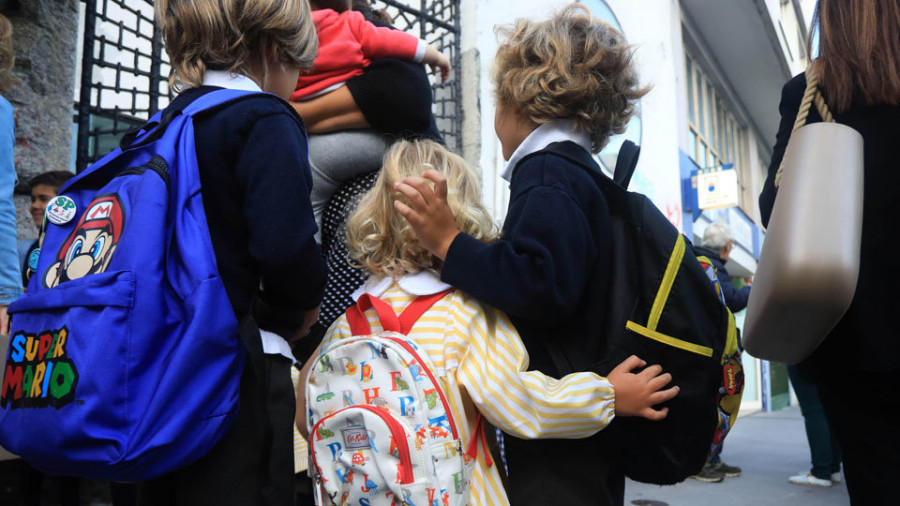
{"left": 138, "top": 355, "right": 296, "bottom": 506}
{"left": 813, "top": 363, "right": 900, "bottom": 505}
{"left": 504, "top": 434, "right": 624, "bottom": 506}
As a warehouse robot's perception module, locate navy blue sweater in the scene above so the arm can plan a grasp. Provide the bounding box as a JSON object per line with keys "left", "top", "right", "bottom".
{"left": 441, "top": 141, "right": 622, "bottom": 506}
{"left": 168, "top": 87, "right": 326, "bottom": 338}
{"left": 442, "top": 141, "right": 613, "bottom": 375}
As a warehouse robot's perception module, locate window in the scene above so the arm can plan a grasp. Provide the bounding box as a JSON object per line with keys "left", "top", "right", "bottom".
{"left": 684, "top": 51, "right": 747, "bottom": 206}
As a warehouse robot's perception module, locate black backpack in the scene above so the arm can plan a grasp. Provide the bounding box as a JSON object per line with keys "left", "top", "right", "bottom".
{"left": 542, "top": 141, "right": 743, "bottom": 485}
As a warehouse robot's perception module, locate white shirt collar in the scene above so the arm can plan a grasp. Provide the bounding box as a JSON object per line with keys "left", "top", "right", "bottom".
{"left": 500, "top": 119, "right": 592, "bottom": 182}
{"left": 351, "top": 270, "right": 453, "bottom": 301}
{"left": 202, "top": 70, "right": 262, "bottom": 92}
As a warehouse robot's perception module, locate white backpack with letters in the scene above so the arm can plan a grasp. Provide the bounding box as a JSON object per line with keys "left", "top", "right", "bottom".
{"left": 305, "top": 290, "right": 480, "bottom": 506}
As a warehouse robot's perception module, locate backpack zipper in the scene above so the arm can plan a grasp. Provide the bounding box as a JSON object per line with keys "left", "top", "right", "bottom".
{"left": 115, "top": 155, "right": 171, "bottom": 190}
{"left": 311, "top": 404, "right": 415, "bottom": 485}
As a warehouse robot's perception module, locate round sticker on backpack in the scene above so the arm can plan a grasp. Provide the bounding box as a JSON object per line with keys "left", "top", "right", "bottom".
{"left": 46, "top": 196, "right": 77, "bottom": 225}
{"left": 27, "top": 247, "right": 41, "bottom": 271}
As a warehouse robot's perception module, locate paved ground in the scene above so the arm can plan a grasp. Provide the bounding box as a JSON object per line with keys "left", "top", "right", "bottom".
{"left": 3, "top": 405, "right": 852, "bottom": 505}
{"left": 625, "top": 406, "right": 850, "bottom": 506}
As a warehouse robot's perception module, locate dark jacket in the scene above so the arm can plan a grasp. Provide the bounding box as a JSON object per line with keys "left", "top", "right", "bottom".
{"left": 693, "top": 246, "right": 750, "bottom": 313}
{"left": 759, "top": 72, "right": 900, "bottom": 372}
{"left": 168, "top": 87, "right": 326, "bottom": 338}
{"left": 442, "top": 141, "right": 621, "bottom": 506}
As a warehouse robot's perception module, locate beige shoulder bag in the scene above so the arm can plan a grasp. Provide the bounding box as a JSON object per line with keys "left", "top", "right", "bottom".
{"left": 743, "top": 65, "right": 864, "bottom": 364}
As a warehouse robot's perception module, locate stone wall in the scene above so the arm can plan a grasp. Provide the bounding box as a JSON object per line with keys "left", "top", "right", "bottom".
{"left": 1, "top": 0, "right": 78, "bottom": 240}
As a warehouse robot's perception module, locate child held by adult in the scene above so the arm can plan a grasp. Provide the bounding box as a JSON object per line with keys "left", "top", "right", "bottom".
{"left": 393, "top": 5, "right": 653, "bottom": 505}
{"left": 290, "top": 0, "right": 451, "bottom": 236}
{"left": 297, "top": 139, "right": 678, "bottom": 505}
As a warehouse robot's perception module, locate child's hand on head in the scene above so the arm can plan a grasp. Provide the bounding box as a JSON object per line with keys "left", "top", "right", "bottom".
{"left": 393, "top": 169, "right": 460, "bottom": 260}
{"left": 607, "top": 355, "right": 679, "bottom": 421}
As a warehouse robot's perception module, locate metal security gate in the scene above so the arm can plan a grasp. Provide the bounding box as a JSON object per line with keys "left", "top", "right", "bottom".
{"left": 373, "top": 0, "right": 463, "bottom": 151}
{"left": 75, "top": 0, "right": 463, "bottom": 171}
{"left": 75, "top": 0, "right": 170, "bottom": 172}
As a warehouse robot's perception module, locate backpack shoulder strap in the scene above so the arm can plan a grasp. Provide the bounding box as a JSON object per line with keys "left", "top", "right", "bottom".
{"left": 347, "top": 289, "right": 455, "bottom": 336}
{"left": 119, "top": 90, "right": 279, "bottom": 152}
{"left": 181, "top": 89, "right": 274, "bottom": 116}
{"left": 613, "top": 140, "right": 641, "bottom": 189}
{"left": 397, "top": 289, "right": 454, "bottom": 334}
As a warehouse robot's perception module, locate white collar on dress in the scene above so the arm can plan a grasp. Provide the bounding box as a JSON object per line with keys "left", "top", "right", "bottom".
{"left": 351, "top": 270, "right": 453, "bottom": 301}
{"left": 201, "top": 70, "right": 263, "bottom": 92}
{"left": 500, "top": 119, "right": 592, "bottom": 182}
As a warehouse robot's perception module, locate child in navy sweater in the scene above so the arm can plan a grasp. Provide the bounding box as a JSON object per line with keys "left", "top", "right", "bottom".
{"left": 393, "top": 5, "right": 653, "bottom": 505}
{"left": 143, "top": 1, "right": 325, "bottom": 505}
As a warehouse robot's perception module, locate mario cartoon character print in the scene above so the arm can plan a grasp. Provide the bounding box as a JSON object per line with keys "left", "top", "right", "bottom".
{"left": 43, "top": 194, "right": 125, "bottom": 289}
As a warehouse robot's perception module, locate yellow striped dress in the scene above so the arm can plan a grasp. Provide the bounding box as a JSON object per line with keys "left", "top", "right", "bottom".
{"left": 310, "top": 270, "right": 616, "bottom": 505}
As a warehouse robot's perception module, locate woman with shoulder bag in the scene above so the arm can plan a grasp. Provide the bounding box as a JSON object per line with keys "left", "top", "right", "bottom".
{"left": 758, "top": 1, "right": 900, "bottom": 503}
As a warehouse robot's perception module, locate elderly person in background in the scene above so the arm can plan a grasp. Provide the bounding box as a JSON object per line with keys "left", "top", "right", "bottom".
{"left": 690, "top": 221, "right": 749, "bottom": 483}
{"left": 694, "top": 222, "right": 751, "bottom": 313}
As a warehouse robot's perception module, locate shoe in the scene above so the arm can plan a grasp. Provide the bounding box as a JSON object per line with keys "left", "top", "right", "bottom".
{"left": 788, "top": 473, "right": 832, "bottom": 487}
{"left": 831, "top": 472, "right": 842, "bottom": 484}
{"left": 712, "top": 461, "right": 742, "bottom": 477}
{"left": 691, "top": 463, "right": 725, "bottom": 483}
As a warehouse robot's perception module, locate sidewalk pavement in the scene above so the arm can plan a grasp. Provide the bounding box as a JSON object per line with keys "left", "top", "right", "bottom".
{"left": 625, "top": 406, "right": 850, "bottom": 506}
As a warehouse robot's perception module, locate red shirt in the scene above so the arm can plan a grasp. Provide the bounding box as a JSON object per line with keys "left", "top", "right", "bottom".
{"left": 292, "top": 9, "right": 423, "bottom": 101}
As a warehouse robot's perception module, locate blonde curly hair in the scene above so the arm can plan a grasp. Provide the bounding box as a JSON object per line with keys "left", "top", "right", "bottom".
{"left": 155, "top": 0, "right": 318, "bottom": 90}
{"left": 492, "top": 3, "right": 648, "bottom": 153}
{"left": 347, "top": 140, "right": 499, "bottom": 277}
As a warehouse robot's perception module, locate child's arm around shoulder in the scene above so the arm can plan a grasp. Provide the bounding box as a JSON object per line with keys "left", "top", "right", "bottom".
{"left": 344, "top": 11, "right": 450, "bottom": 81}
{"left": 453, "top": 295, "right": 678, "bottom": 439}
{"left": 395, "top": 160, "right": 605, "bottom": 321}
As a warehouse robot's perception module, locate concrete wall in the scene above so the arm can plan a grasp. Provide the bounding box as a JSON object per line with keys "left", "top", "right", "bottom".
{"left": 1, "top": 0, "right": 78, "bottom": 240}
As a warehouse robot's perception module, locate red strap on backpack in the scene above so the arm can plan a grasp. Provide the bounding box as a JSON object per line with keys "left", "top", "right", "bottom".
{"left": 465, "top": 412, "right": 494, "bottom": 467}
{"left": 346, "top": 288, "right": 455, "bottom": 336}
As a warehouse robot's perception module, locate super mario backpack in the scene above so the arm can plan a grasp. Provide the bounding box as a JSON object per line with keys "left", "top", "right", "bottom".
{"left": 305, "top": 290, "right": 477, "bottom": 506}
{"left": 0, "top": 89, "right": 274, "bottom": 481}
{"left": 539, "top": 141, "right": 744, "bottom": 485}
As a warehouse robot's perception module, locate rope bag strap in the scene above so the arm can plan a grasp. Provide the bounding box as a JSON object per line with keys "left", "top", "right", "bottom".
{"left": 775, "top": 63, "right": 836, "bottom": 188}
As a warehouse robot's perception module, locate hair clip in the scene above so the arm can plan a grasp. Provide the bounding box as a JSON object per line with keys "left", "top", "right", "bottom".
{"left": 422, "top": 163, "right": 435, "bottom": 170}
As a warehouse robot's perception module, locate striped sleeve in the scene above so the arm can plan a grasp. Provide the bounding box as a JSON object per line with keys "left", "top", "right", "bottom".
{"left": 454, "top": 296, "right": 616, "bottom": 439}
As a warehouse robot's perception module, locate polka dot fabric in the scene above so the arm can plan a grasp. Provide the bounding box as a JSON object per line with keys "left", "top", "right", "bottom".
{"left": 296, "top": 172, "right": 378, "bottom": 363}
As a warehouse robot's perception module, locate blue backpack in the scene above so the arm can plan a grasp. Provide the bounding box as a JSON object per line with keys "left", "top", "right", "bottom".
{"left": 0, "top": 89, "right": 267, "bottom": 481}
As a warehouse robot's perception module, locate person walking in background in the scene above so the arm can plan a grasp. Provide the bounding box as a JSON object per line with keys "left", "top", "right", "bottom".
{"left": 787, "top": 364, "right": 842, "bottom": 488}
{"left": 690, "top": 221, "right": 749, "bottom": 483}
{"left": 759, "top": 1, "right": 900, "bottom": 503}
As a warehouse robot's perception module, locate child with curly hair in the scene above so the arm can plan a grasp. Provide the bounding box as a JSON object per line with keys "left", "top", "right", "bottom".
{"left": 393, "top": 5, "right": 651, "bottom": 505}
{"left": 297, "top": 139, "right": 676, "bottom": 505}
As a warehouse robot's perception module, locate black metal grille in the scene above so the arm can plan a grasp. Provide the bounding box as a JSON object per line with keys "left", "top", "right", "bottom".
{"left": 75, "top": 0, "right": 170, "bottom": 172}
{"left": 75, "top": 0, "right": 462, "bottom": 171}
{"left": 372, "top": 0, "right": 463, "bottom": 151}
